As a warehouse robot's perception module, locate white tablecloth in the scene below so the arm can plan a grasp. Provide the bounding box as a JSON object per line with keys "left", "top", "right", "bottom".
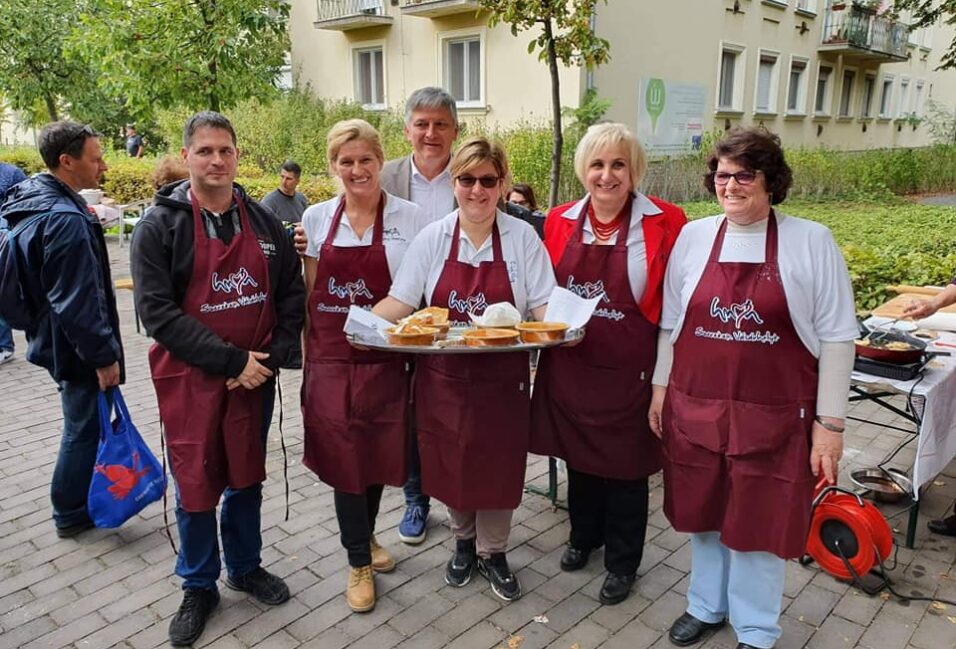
{"left": 89, "top": 203, "right": 122, "bottom": 228}
{"left": 851, "top": 331, "right": 956, "bottom": 497}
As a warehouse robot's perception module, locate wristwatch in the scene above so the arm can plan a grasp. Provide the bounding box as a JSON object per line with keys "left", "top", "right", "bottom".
{"left": 814, "top": 416, "right": 845, "bottom": 433}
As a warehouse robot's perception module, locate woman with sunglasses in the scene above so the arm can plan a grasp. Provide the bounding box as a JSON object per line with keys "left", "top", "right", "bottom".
{"left": 300, "top": 119, "right": 428, "bottom": 613}
{"left": 374, "top": 136, "right": 555, "bottom": 602}
{"left": 650, "top": 127, "right": 857, "bottom": 649}
{"left": 530, "top": 122, "right": 686, "bottom": 605}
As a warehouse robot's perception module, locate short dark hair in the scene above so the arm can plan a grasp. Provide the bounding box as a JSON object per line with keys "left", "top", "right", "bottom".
{"left": 280, "top": 160, "right": 302, "bottom": 176}
{"left": 37, "top": 121, "right": 100, "bottom": 170}
{"left": 508, "top": 183, "right": 538, "bottom": 211}
{"left": 704, "top": 127, "right": 792, "bottom": 204}
{"left": 182, "top": 111, "right": 237, "bottom": 148}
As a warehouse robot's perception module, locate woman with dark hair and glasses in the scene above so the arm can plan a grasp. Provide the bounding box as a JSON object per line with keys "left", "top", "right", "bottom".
{"left": 649, "top": 127, "right": 857, "bottom": 649}
{"left": 374, "top": 136, "right": 555, "bottom": 602}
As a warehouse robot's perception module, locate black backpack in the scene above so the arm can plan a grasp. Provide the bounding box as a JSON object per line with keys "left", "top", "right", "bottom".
{"left": 0, "top": 213, "right": 46, "bottom": 329}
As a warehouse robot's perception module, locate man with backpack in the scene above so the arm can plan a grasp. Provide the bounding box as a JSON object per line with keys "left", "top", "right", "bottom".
{"left": 0, "top": 121, "right": 123, "bottom": 538}
{"left": 0, "top": 161, "right": 28, "bottom": 364}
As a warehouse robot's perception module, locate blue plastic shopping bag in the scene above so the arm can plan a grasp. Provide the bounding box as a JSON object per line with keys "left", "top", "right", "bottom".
{"left": 88, "top": 387, "right": 166, "bottom": 528}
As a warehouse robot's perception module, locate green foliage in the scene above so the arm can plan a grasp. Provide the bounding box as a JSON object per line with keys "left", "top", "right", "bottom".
{"left": 74, "top": 0, "right": 290, "bottom": 118}
{"left": 894, "top": 0, "right": 956, "bottom": 70}
{"left": 0, "top": 148, "right": 45, "bottom": 175}
{"left": 923, "top": 99, "right": 956, "bottom": 144}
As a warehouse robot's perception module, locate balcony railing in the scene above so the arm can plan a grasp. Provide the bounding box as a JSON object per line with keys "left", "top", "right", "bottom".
{"left": 400, "top": 0, "right": 481, "bottom": 18}
{"left": 821, "top": 3, "right": 908, "bottom": 61}
{"left": 314, "top": 0, "right": 393, "bottom": 30}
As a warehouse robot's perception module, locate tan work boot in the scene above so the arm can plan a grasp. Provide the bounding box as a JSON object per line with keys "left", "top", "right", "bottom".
{"left": 346, "top": 565, "right": 375, "bottom": 612}
{"left": 370, "top": 535, "right": 396, "bottom": 573}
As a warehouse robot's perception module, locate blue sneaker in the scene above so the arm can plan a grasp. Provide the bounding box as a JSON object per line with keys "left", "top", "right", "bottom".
{"left": 399, "top": 504, "right": 428, "bottom": 544}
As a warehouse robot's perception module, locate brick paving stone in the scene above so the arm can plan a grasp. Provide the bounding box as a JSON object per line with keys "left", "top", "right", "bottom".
{"left": 544, "top": 618, "right": 609, "bottom": 648}
{"left": 332, "top": 594, "right": 403, "bottom": 639}
{"left": 392, "top": 623, "right": 451, "bottom": 649}
{"left": 21, "top": 610, "right": 107, "bottom": 649}
{"left": 635, "top": 562, "right": 686, "bottom": 601}
{"left": 75, "top": 607, "right": 158, "bottom": 648}
{"left": 341, "top": 622, "right": 405, "bottom": 649}
{"left": 588, "top": 592, "right": 652, "bottom": 633}
{"left": 444, "top": 619, "right": 504, "bottom": 649}
{"left": 388, "top": 591, "right": 454, "bottom": 636}
{"left": 0, "top": 615, "right": 57, "bottom": 649}
{"left": 432, "top": 591, "right": 501, "bottom": 636}
{"left": 775, "top": 613, "right": 816, "bottom": 649}
{"left": 234, "top": 598, "right": 311, "bottom": 646}
{"left": 488, "top": 591, "right": 553, "bottom": 633}
{"left": 637, "top": 589, "right": 687, "bottom": 633}
{"left": 858, "top": 608, "right": 918, "bottom": 649}
{"left": 534, "top": 568, "right": 601, "bottom": 604}
{"left": 597, "top": 616, "right": 661, "bottom": 649}
{"left": 541, "top": 591, "right": 602, "bottom": 634}
{"left": 805, "top": 613, "right": 865, "bottom": 648}
{"left": 787, "top": 583, "right": 845, "bottom": 626}
{"left": 285, "top": 595, "right": 352, "bottom": 642}
{"left": 509, "top": 621, "right": 559, "bottom": 649}
{"left": 909, "top": 608, "right": 956, "bottom": 649}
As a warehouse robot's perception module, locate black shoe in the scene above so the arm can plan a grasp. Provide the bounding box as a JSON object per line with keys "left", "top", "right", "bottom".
{"left": 55, "top": 520, "right": 95, "bottom": 539}
{"left": 599, "top": 572, "right": 636, "bottom": 605}
{"left": 668, "top": 611, "right": 726, "bottom": 646}
{"left": 477, "top": 552, "right": 522, "bottom": 601}
{"left": 168, "top": 588, "right": 219, "bottom": 646}
{"left": 560, "top": 545, "right": 592, "bottom": 572}
{"left": 225, "top": 567, "right": 290, "bottom": 605}
{"left": 736, "top": 644, "right": 762, "bottom": 649}
{"left": 445, "top": 539, "right": 477, "bottom": 587}
{"left": 928, "top": 514, "right": 956, "bottom": 537}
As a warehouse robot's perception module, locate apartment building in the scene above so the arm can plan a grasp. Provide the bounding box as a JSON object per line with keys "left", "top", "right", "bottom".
{"left": 290, "top": 0, "right": 956, "bottom": 152}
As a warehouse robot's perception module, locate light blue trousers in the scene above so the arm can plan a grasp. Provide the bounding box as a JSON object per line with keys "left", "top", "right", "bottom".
{"left": 686, "top": 532, "right": 785, "bottom": 649}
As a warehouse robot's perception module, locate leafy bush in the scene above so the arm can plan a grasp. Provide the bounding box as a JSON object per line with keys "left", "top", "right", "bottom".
{"left": 0, "top": 147, "right": 44, "bottom": 174}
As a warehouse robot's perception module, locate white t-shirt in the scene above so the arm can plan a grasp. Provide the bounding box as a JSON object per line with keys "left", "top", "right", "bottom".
{"left": 302, "top": 191, "right": 428, "bottom": 279}
{"left": 389, "top": 210, "right": 557, "bottom": 317}
{"left": 410, "top": 157, "right": 454, "bottom": 224}
{"left": 556, "top": 193, "right": 659, "bottom": 302}
{"left": 661, "top": 213, "right": 858, "bottom": 357}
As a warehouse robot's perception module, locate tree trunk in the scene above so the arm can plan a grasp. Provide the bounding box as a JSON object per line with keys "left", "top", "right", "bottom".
{"left": 44, "top": 93, "right": 58, "bottom": 122}
{"left": 208, "top": 58, "right": 220, "bottom": 112}
{"left": 544, "top": 19, "right": 562, "bottom": 209}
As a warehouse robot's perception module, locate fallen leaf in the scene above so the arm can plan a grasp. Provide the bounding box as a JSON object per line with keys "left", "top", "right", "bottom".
{"left": 507, "top": 636, "right": 523, "bottom": 649}
{"left": 893, "top": 527, "right": 901, "bottom": 533}
{"left": 880, "top": 592, "right": 891, "bottom": 601}
{"left": 934, "top": 480, "right": 945, "bottom": 486}
{"left": 533, "top": 615, "right": 549, "bottom": 624}
{"left": 947, "top": 616, "right": 956, "bottom": 625}
{"left": 798, "top": 615, "right": 805, "bottom": 621}
{"left": 571, "top": 645, "right": 581, "bottom": 649}
{"left": 932, "top": 601, "right": 947, "bottom": 610}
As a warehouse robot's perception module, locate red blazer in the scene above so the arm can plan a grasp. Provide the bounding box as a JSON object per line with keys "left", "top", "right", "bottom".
{"left": 543, "top": 194, "right": 687, "bottom": 325}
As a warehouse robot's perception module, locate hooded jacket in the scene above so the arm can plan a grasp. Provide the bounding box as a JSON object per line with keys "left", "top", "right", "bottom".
{"left": 130, "top": 180, "right": 303, "bottom": 378}
{"left": 0, "top": 173, "right": 123, "bottom": 382}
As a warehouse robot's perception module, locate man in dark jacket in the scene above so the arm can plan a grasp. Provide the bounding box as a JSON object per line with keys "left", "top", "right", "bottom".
{"left": 0, "top": 122, "right": 123, "bottom": 537}
{"left": 131, "top": 111, "right": 304, "bottom": 647}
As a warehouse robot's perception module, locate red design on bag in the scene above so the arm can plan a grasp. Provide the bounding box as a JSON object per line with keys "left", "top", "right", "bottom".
{"left": 95, "top": 451, "right": 151, "bottom": 501}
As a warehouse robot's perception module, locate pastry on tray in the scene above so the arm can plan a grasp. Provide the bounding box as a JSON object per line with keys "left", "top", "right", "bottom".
{"left": 386, "top": 323, "right": 440, "bottom": 346}
{"left": 462, "top": 328, "right": 520, "bottom": 347}
{"left": 515, "top": 321, "right": 569, "bottom": 343}
{"left": 400, "top": 306, "right": 450, "bottom": 335}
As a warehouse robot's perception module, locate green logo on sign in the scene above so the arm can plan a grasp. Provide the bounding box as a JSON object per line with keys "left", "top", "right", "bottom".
{"left": 646, "top": 79, "right": 665, "bottom": 134}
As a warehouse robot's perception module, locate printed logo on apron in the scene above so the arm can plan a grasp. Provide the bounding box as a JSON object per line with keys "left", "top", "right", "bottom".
{"left": 565, "top": 274, "right": 625, "bottom": 322}
{"left": 316, "top": 277, "right": 376, "bottom": 314}
{"left": 202, "top": 266, "right": 267, "bottom": 313}
{"left": 447, "top": 289, "right": 488, "bottom": 316}
{"left": 693, "top": 295, "right": 780, "bottom": 345}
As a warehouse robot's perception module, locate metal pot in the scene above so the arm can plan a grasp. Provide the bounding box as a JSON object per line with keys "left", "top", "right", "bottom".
{"left": 849, "top": 467, "right": 913, "bottom": 503}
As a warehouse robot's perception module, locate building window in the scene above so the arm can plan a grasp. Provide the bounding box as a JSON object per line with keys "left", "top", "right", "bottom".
{"left": 838, "top": 69, "right": 856, "bottom": 117}
{"left": 879, "top": 75, "right": 894, "bottom": 118}
{"left": 354, "top": 47, "right": 384, "bottom": 108}
{"left": 755, "top": 52, "right": 779, "bottom": 114}
{"left": 787, "top": 58, "right": 808, "bottom": 114}
{"left": 861, "top": 74, "right": 875, "bottom": 118}
{"left": 444, "top": 37, "right": 481, "bottom": 105}
{"left": 914, "top": 80, "right": 925, "bottom": 117}
{"left": 815, "top": 65, "right": 832, "bottom": 115}
{"left": 718, "top": 45, "right": 745, "bottom": 111}
{"left": 899, "top": 78, "right": 910, "bottom": 117}
{"left": 795, "top": 0, "right": 815, "bottom": 11}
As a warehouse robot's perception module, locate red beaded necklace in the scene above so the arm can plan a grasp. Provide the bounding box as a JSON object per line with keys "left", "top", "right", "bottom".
{"left": 587, "top": 197, "right": 631, "bottom": 242}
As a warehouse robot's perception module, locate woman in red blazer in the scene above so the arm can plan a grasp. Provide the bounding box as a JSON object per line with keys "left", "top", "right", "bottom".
{"left": 530, "top": 122, "right": 686, "bottom": 605}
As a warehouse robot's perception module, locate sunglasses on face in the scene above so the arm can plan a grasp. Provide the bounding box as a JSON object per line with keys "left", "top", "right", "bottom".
{"left": 711, "top": 170, "right": 761, "bottom": 186}
{"left": 456, "top": 174, "right": 500, "bottom": 189}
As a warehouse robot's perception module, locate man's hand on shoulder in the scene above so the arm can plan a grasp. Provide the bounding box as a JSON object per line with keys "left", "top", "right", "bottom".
{"left": 96, "top": 362, "right": 121, "bottom": 391}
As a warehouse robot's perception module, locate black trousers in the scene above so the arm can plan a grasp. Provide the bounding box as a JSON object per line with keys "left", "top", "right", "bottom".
{"left": 567, "top": 467, "right": 649, "bottom": 576}
{"left": 334, "top": 484, "right": 385, "bottom": 567}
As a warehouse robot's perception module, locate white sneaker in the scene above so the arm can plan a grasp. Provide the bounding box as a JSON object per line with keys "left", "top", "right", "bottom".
{"left": 0, "top": 350, "right": 14, "bottom": 365}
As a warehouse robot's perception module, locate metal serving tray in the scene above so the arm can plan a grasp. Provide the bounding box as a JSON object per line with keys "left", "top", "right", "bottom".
{"left": 347, "top": 326, "right": 585, "bottom": 355}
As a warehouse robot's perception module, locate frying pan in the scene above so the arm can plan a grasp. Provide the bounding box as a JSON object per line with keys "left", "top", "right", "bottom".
{"left": 854, "top": 320, "right": 951, "bottom": 365}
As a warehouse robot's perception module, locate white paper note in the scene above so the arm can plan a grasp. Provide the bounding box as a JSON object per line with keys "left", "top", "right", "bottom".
{"left": 543, "top": 286, "right": 601, "bottom": 329}
{"left": 343, "top": 305, "right": 391, "bottom": 342}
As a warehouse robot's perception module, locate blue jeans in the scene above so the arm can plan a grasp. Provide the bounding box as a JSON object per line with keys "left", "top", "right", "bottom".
{"left": 0, "top": 317, "right": 13, "bottom": 352}
{"left": 403, "top": 420, "right": 430, "bottom": 509}
{"left": 52, "top": 380, "right": 103, "bottom": 528}
{"left": 687, "top": 532, "right": 786, "bottom": 649}
{"left": 174, "top": 379, "right": 276, "bottom": 591}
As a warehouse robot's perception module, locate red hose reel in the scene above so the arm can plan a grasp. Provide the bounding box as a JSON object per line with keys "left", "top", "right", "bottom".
{"left": 804, "top": 480, "right": 894, "bottom": 582}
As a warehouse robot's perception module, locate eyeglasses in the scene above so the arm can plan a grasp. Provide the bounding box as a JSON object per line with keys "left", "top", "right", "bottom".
{"left": 456, "top": 174, "right": 500, "bottom": 189}
{"left": 711, "top": 170, "right": 761, "bottom": 186}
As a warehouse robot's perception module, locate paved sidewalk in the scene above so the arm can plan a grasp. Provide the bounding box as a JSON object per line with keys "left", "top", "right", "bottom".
{"left": 1, "top": 236, "right": 955, "bottom": 649}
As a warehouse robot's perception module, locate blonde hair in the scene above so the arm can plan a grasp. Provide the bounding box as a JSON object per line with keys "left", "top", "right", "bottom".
{"left": 450, "top": 136, "right": 510, "bottom": 187}
{"left": 573, "top": 122, "right": 647, "bottom": 191}
{"left": 326, "top": 118, "right": 385, "bottom": 166}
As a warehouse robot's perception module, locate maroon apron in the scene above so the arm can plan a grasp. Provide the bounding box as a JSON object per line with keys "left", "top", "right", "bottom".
{"left": 148, "top": 192, "right": 275, "bottom": 512}
{"left": 301, "top": 194, "right": 409, "bottom": 494}
{"left": 661, "top": 213, "right": 818, "bottom": 559}
{"left": 530, "top": 197, "right": 660, "bottom": 480}
{"left": 415, "top": 218, "right": 530, "bottom": 510}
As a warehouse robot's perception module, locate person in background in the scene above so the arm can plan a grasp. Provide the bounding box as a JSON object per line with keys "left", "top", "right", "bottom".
{"left": 300, "top": 119, "right": 427, "bottom": 612}
{"left": 650, "top": 127, "right": 856, "bottom": 649}
{"left": 506, "top": 183, "right": 546, "bottom": 239}
{"left": 151, "top": 155, "right": 190, "bottom": 191}
{"left": 125, "top": 124, "right": 144, "bottom": 158}
{"left": 904, "top": 281, "right": 956, "bottom": 536}
{"left": 373, "top": 136, "right": 556, "bottom": 602}
{"left": 261, "top": 160, "right": 308, "bottom": 224}
{"left": 531, "top": 123, "right": 686, "bottom": 605}
{"left": 0, "top": 122, "right": 122, "bottom": 537}
{"left": 0, "top": 161, "right": 28, "bottom": 364}
{"left": 131, "top": 111, "right": 303, "bottom": 647}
